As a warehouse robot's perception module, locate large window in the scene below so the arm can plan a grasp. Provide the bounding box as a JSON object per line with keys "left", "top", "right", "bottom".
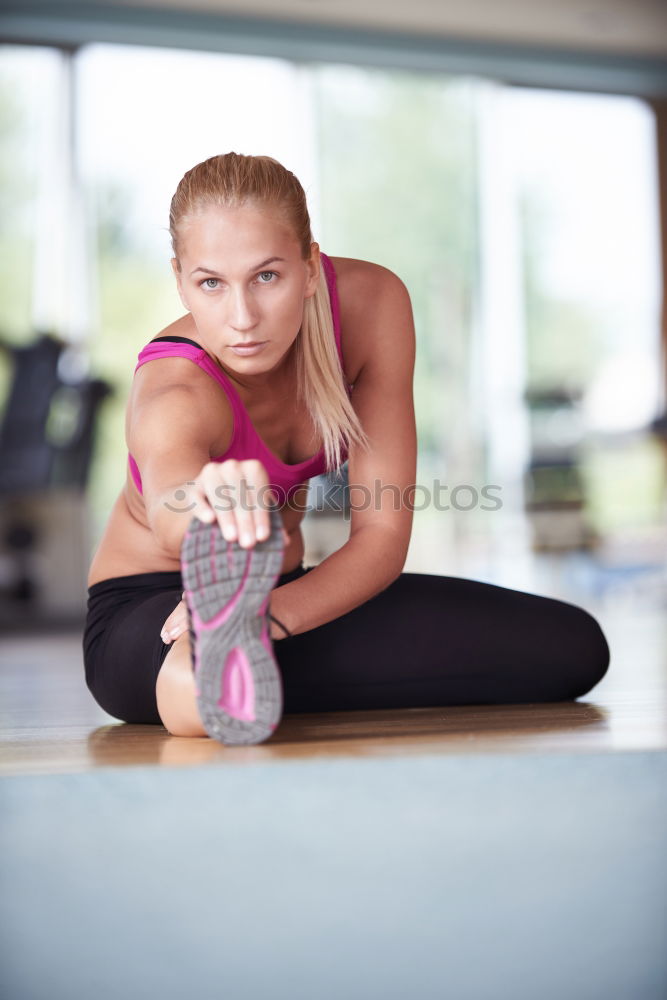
{"left": 0, "top": 47, "right": 64, "bottom": 339}
{"left": 509, "top": 89, "right": 662, "bottom": 538}
{"left": 0, "top": 42, "right": 661, "bottom": 578}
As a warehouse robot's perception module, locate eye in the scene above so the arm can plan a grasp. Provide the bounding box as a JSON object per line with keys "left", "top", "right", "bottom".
{"left": 257, "top": 271, "right": 277, "bottom": 283}
{"left": 200, "top": 278, "right": 219, "bottom": 290}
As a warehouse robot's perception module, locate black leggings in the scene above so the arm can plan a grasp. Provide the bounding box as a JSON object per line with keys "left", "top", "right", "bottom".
{"left": 83, "top": 563, "right": 610, "bottom": 726}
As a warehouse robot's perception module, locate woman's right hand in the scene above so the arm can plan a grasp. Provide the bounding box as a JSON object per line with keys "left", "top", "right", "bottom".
{"left": 185, "top": 458, "right": 289, "bottom": 549}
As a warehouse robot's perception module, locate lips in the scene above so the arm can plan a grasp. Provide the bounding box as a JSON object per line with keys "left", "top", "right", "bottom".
{"left": 230, "top": 342, "right": 267, "bottom": 357}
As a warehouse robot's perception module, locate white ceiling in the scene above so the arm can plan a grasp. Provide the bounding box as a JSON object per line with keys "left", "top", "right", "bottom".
{"left": 111, "top": 0, "right": 667, "bottom": 58}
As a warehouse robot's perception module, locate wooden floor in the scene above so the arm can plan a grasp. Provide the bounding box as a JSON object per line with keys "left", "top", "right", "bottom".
{"left": 3, "top": 551, "right": 665, "bottom": 1000}
{"left": 1, "top": 568, "right": 665, "bottom": 775}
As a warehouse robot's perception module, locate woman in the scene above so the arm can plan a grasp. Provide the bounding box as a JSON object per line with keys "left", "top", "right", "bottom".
{"left": 83, "top": 152, "right": 610, "bottom": 746}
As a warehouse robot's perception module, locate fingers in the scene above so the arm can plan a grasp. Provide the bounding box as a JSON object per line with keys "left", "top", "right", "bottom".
{"left": 160, "top": 599, "right": 188, "bottom": 645}
{"left": 191, "top": 460, "right": 289, "bottom": 550}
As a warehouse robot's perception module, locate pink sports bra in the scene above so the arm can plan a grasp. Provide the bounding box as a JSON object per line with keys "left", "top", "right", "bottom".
{"left": 127, "top": 251, "right": 350, "bottom": 500}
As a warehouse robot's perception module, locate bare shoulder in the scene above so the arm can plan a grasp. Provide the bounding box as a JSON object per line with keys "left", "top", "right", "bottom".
{"left": 327, "top": 255, "right": 408, "bottom": 302}
{"left": 130, "top": 344, "right": 216, "bottom": 403}
{"left": 326, "top": 256, "right": 414, "bottom": 382}
{"left": 127, "top": 322, "right": 231, "bottom": 457}
{"left": 131, "top": 311, "right": 213, "bottom": 402}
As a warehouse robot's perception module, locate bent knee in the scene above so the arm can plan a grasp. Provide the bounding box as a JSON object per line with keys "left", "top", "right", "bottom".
{"left": 156, "top": 639, "right": 207, "bottom": 738}
{"left": 562, "top": 605, "right": 611, "bottom": 699}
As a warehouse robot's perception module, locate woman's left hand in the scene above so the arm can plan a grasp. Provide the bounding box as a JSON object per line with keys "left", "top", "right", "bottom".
{"left": 161, "top": 593, "right": 188, "bottom": 645}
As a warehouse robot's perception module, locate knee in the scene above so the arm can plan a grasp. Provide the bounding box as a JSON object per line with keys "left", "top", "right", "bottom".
{"left": 156, "top": 679, "right": 206, "bottom": 737}
{"left": 560, "top": 604, "right": 611, "bottom": 699}
{"left": 155, "top": 642, "right": 207, "bottom": 738}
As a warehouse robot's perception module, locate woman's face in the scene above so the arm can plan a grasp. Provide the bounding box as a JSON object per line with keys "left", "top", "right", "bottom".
{"left": 170, "top": 202, "right": 319, "bottom": 382}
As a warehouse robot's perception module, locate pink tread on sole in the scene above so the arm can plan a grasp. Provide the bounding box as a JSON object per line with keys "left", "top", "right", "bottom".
{"left": 217, "top": 646, "right": 256, "bottom": 721}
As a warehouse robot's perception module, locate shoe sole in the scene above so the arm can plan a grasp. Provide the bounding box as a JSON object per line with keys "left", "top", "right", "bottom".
{"left": 180, "top": 505, "right": 285, "bottom": 746}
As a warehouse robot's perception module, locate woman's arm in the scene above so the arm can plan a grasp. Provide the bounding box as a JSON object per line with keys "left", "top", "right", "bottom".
{"left": 127, "top": 360, "right": 222, "bottom": 558}
{"left": 129, "top": 362, "right": 289, "bottom": 643}
{"left": 127, "top": 360, "right": 281, "bottom": 558}
{"left": 268, "top": 262, "right": 417, "bottom": 636}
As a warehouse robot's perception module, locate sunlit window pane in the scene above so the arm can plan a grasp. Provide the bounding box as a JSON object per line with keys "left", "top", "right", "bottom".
{"left": 0, "top": 42, "right": 661, "bottom": 568}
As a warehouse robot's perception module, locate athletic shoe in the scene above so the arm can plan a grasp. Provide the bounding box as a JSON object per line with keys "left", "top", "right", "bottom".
{"left": 180, "top": 504, "right": 286, "bottom": 745}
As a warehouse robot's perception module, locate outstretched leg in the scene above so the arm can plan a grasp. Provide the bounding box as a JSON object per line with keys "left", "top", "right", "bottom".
{"left": 274, "top": 572, "right": 611, "bottom": 714}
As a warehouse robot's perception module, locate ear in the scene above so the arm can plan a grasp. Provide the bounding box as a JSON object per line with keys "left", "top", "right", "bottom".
{"left": 171, "top": 257, "right": 190, "bottom": 311}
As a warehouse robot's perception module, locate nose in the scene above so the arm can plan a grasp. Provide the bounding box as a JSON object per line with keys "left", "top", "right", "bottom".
{"left": 228, "top": 285, "right": 259, "bottom": 333}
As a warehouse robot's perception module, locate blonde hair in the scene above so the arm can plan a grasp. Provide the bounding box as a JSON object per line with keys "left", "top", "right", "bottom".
{"left": 169, "top": 152, "right": 370, "bottom": 475}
